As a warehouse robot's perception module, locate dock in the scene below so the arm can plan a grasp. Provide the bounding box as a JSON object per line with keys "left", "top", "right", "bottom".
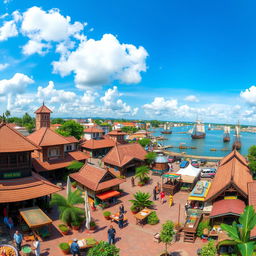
{"left": 163, "top": 150, "right": 223, "bottom": 160}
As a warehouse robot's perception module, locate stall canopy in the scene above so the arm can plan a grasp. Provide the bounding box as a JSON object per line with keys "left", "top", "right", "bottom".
{"left": 188, "top": 180, "right": 211, "bottom": 201}
{"left": 19, "top": 207, "right": 52, "bottom": 228}
{"left": 96, "top": 190, "right": 120, "bottom": 200}
{"left": 162, "top": 173, "right": 181, "bottom": 179}
{"left": 177, "top": 164, "right": 201, "bottom": 183}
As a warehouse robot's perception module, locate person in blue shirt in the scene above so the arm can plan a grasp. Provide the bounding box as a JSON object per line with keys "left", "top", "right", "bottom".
{"left": 13, "top": 230, "right": 23, "bottom": 251}
{"left": 107, "top": 225, "right": 116, "bottom": 244}
{"left": 70, "top": 238, "right": 81, "bottom": 256}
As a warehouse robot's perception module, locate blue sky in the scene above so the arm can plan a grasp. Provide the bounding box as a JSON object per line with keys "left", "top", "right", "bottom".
{"left": 1, "top": 0, "right": 256, "bottom": 123}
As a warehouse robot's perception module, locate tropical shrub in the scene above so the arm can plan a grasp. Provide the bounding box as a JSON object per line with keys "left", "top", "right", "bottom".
{"left": 135, "top": 166, "right": 150, "bottom": 183}
{"left": 50, "top": 189, "right": 85, "bottom": 225}
{"left": 221, "top": 206, "right": 256, "bottom": 256}
{"left": 103, "top": 211, "right": 111, "bottom": 217}
{"left": 160, "top": 220, "right": 175, "bottom": 256}
{"left": 87, "top": 241, "right": 119, "bottom": 256}
{"left": 129, "top": 191, "right": 153, "bottom": 211}
{"left": 58, "top": 224, "right": 69, "bottom": 232}
{"left": 59, "top": 242, "right": 70, "bottom": 250}
{"left": 130, "top": 205, "right": 139, "bottom": 213}
{"left": 200, "top": 241, "right": 217, "bottom": 256}
{"left": 197, "top": 220, "right": 210, "bottom": 237}
{"left": 145, "top": 152, "right": 157, "bottom": 166}
{"left": 147, "top": 211, "right": 159, "bottom": 225}
{"left": 67, "top": 161, "right": 84, "bottom": 172}
{"left": 90, "top": 220, "right": 96, "bottom": 228}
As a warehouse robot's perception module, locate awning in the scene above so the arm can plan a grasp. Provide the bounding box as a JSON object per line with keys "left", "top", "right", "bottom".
{"left": 96, "top": 190, "right": 120, "bottom": 200}
{"left": 210, "top": 199, "right": 245, "bottom": 218}
{"left": 188, "top": 196, "right": 205, "bottom": 201}
{"left": 162, "top": 173, "right": 181, "bottom": 179}
{"left": 19, "top": 206, "right": 52, "bottom": 228}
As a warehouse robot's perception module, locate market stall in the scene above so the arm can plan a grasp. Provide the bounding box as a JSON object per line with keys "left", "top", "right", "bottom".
{"left": 19, "top": 206, "right": 52, "bottom": 240}
{"left": 151, "top": 154, "right": 169, "bottom": 175}
{"left": 134, "top": 208, "right": 152, "bottom": 226}
{"left": 161, "top": 173, "right": 181, "bottom": 195}
{"left": 176, "top": 164, "right": 201, "bottom": 191}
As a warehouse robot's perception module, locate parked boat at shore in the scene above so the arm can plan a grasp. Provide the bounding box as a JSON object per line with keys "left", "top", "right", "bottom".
{"left": 161, "top": 122, "right": 172, "bottom": 134}
{"left": 232, "top": 123, "right": 241, "bottom": 150}
{"left": 191, "top": 120, "right": 206, "bottom": 139}
{"left": 223, "top": 126, "right": 230, "bottom": 142}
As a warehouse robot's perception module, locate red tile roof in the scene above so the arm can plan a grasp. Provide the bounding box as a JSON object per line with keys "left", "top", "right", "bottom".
{"left": 70, "top": 164, "right": 125, "bottom": 192}
{"left": 0, "top": 123, "right": 40, "bottom": 153}
{"left": 0, "top": 172, "right": 61, "bottom": 203}
{"left": 248, "top": 182, "right": 256, "bottom": 211}
{"left": 84, "top": 127, "right": 104, "bottom": 133}
{"left": 27, "top": 127, "right": 70, "bottom": 146}
{"left": 206, "top": 150, "right": 253, "bottom": 202}
{"left": 210, "top": 199, "right": 245, "bottom": 218}
{"left": 65, "top": 136, "right": 78, "bottom": 143}
{"left": 32, "top": 151, "right": 89, "bottom": 172}
{"left": 81, "top": 139, "right": 116, "bottom": 150}
{"left": 108, "top": 129, "right": 127, "bottom": 136}
{"left": 102, "top": 143, "right": 147, "bottom": 167}
{"left": 35, "top": 104, "right": 52, "bottom": 113}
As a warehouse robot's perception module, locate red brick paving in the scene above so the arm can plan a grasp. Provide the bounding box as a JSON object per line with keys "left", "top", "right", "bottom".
{"left": 24, "top": 172, "right": 204, "bottom": 256}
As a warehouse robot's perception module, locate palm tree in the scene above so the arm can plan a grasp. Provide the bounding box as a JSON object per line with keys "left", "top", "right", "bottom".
{"left": 50, "top": 189, "right": 85, "bottom": 225}
{"left": 135, "top": 165, "right": 150, "bottom": 183}
{"left": 5, "top": 110, "right": 10, "bottom": 122}
{"left": 145, "top": 152, "right": 157, "bottom": 167}
{"left": 67, "top": 161, "right": 84, "bottom": 172}
{"left": 220, "top": 206, "right": 256, "bottom": 256}
{"left": 129, "top": 191, "right": 153, "bottom": 211}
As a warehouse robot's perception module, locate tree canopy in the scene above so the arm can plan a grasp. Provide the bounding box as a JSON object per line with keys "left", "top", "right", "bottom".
{"left": 121, "top": 126, "right": 139, "bottom": 134}
{"left": 51, "top": 118, "right": 65, "bottom": 124}
{"left": 248, "top": 145, "right": 256, "bottom": 176}
{"left": 138, "top": 138, "right": 151, "bottom": 147}
{"left": 160, "top": 220, "right": 175, "bottom": 255}
{"left": 56, "top": 120, "right": 84, "bottom": 139}
{"left": 87, "top": 241, "right": 119, "bottom": 256}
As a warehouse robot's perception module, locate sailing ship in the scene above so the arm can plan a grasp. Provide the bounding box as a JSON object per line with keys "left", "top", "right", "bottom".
{"left": 161, "top": 122, "right": 172, "bottom": 134}
{"left": 191, "top": 120, "right": 206, "bottom": 139}
{"left": 223, "top": 126, "right": 230, "bottom": 142}
{"left": 232, "top": 124, "right": 241, "bottom": 150}
{"left": 208, "top": 124, "right": 211, "bottom": 130}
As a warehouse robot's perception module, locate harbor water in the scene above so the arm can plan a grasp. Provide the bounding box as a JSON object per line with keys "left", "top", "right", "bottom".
{"left": 151, "top": 126, "right": 256, "bottom": 157}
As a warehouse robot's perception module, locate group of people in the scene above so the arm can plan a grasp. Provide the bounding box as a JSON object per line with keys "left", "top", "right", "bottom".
{"left": 153, "top": 183, "right": 174, "bottom": 207}
{"left": 13, "top": 230, "right": 40, "bottom": 256}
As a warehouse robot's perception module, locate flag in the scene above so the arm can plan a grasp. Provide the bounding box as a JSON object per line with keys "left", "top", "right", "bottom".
{"left": 84, "top": 190, "right": 91, "bottom": 229}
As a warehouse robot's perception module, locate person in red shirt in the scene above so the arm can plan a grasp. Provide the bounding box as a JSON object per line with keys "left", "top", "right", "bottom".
{"left": 159, "top": 191, "right": 165, "bottom": 204}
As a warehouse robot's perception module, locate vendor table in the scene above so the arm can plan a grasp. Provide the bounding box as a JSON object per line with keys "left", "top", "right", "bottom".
{"left": 134, "top": 208, "right": 152, "bottom": 226}
{"left": 69, "top": 238, "right": 98, "bottom": 249}
{"left": 110, "top": 213, "right": 128, "bottom": 223}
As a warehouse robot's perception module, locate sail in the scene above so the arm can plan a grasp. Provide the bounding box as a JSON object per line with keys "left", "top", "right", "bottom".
{"left": 235, "top": 125, "right": 240, "bottom": 136}
{"left": 191, "top": 120, "right": 205, "bottom": 135}
{"left": 197, "top": 123, "right": 205, "bottom": 133}
{"left": 164, "top": 123, "right": 167, "bottom": 130}
{"left": 224, "top": 126, "right": 230, "bottom": 134}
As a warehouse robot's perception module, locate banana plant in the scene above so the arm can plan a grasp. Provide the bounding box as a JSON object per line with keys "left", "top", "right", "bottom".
{"left": 220, "top": 206, "right": 256, "bottom": 256}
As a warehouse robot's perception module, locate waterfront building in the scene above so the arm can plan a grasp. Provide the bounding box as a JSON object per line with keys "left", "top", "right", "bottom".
{"left": 102, "top": 143, "right": 147, "bottom": 175}
{"left": 0, "top": 122, "right": 61, "bottom": 211}
{"left": 27, "top": 104, "right": 89, "bottom": 176}
{"left": 70, "top": 164, "right": 125, "bottom": 207}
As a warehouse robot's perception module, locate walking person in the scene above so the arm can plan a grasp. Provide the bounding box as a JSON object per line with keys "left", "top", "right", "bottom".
{"left": 33, "top": 237, "right": 40, "bottom": 256}
{"left": 70, "top": 238, "right": 81, "bottom": 256}
{"left": 108, "top": 225, "right": 116, "bottom": 244}
{"left": 169, "top": 195, "right": 173, "bottom": 207}
{"left": 153, "top": 186, "right": 157, "bottom": 201}
{"left": 119, "top": 204, "right": 125, "bottom": 214}
{"left": 13, "top": 230, "right": 23, "bottom": 252}
{"left": 118, "top": 212, "right": 124, "bottom": 229}
{"left": 159, "top": 191, "right": 165, "bottom": 204}
{"left": 131, "top": 176, "right": 135, "bottom": 187}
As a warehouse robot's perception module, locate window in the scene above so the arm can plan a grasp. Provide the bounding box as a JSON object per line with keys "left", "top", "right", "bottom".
{"left": 48, "top": 147, "right": 60, "bottom": 157}
{"left": 66, "top": 145, "right": 72, "bottom": 151}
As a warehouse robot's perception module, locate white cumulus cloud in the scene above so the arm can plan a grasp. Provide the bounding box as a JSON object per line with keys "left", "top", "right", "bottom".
{"left": 0, "top": 20, "right": 18, "bottom": 41}
{"left": 53, "top": 34, "right": 148, "bottom": 89}
{"left": 240, "top": 86, "right": 256, "bottom": 105}
{"left": 184, "top": 95, "right": 199, "bottom": 102}
{"left": 0, "top": 63, "right": 9, "bottom": 71}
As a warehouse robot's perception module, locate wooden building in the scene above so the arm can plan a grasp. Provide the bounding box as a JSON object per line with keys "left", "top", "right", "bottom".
{"left": 102, "top": 143, "right": 147, "bottom": 175}
{"left": 70, "top": 164, "right": 125, "bottom": 207}
{"left": 0, "top": 122, "right": 61, "bottom": 213}
{"left": 106, "top": 129, "right": 127, "bottom": 144}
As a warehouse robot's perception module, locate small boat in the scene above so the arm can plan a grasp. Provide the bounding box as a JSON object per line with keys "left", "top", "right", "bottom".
{"left": 161, "top": 122, "right": 172, "bottom": 134}
{"left": 232, "top": 123, "right": 241, "bottom": 150}
{"left": 191, "top": 120, "right": 206, "bottom": 139}
{"left": 223, "top": 126, "right": 230, "bottom": 142}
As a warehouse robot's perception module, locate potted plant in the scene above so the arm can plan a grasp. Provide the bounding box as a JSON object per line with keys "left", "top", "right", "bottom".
{"left": 129, "top": 191, "right": 154, "bottom": 211}
{"left": 58, "top": 224, "right": 69, "bottom": 235}
{"left": 103, "top": 211, "right": 111, "bottom": 220}
{"left": 130, "top": 205, "right": 139, "bottom": 214}
{"left": 143, "top": 176, "right": 150, "bottom": 184}
{"left": 90, "top": 220, "right": 96, "bottom": 230}
{"left": 138, "top": 181, "right": 145, "bottom": 187}
{"left": 72, "top": 181, "right": 77, "bottom": 188}
{"left": 71, "top": 221, "right": 81, "bottom": 230}
{"left": 59, "top": 242, "right": 70, "bottom": 255}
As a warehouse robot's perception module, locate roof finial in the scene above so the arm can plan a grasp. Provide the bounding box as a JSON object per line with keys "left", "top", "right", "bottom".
{"left": 43, "top": 101, "right": 45, "bottom": 106}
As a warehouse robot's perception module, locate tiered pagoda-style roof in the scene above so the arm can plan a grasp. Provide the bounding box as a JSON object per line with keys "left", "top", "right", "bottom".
{"left": 206, "top": 150, "right": 253, "bottom": 202}
{"left": 34, "top": 103, "right": 52, "bottom": 114}
{"left": 102, "top": 143, "right": 147, "bottom": 167}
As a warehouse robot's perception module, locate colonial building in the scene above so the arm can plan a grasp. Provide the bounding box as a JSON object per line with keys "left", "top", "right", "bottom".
{"left": 27, "top": 104, "right": 89, "bottom": 175}
{"left": 205, "top": 150, "right": 253, "bottom": 224}
{"left": 102, "top": 143, "right": 147, "bottom": 175}
{"left": 106, "top": 129, "right": 127, "bottom": 144}
{"left": 83, "top": 126, "right": 104, "bottom": 140}
{"left": 70, "top": 164, "right": 125, "bottom": 207}
{"left": 0, "top": 122, "right": 60, "bottom": 209}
